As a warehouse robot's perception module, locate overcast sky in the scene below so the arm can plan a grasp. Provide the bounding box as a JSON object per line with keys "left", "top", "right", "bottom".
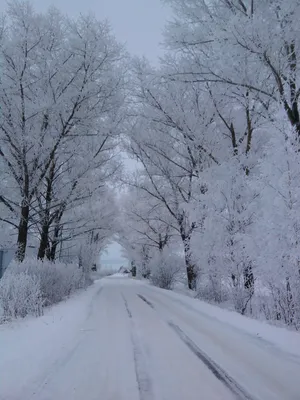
{"left": 2, "top": 0, "right": 171, "bottom": 268}
{"left": 27, "top": 0, "right": 170, "bottom": 63}
{"left": 101, "top": 242, "right": 128, "bottom": 270}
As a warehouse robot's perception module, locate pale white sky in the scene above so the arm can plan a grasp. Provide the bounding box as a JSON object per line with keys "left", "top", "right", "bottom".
{"left": 27, "top": 0, "right": 170, "bottom": 62}
{"left": 101, "top": 242, "right": 127, "bottom": 270}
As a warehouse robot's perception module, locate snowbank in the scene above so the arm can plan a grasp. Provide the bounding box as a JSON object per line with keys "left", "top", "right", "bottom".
{"left": 0, "top": 281, "right": 102, "bottom": 397}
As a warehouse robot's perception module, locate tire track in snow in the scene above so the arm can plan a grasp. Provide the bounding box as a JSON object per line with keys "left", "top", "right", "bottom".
{"left": 168, "top": 321, "right": 258, "bottom": 400}
{"left": 146, "top": 288, "right": 300, "bottom": 366}
{"left": 28, "top": 339, "right": 83, "bottom": 399}
{"left": 137, "top": 293, "right": 257, "bottom": 400}
{"left": 122, "top": 293, "right": 154, "bottom": 400}
{"left": 86, "top": 285, "right": 103, "bottom": 320}
{"left": 122, "top": 293, "right": 132, "bottom": 318}
{"left": 27, "top": 286, "right": 104, "bottom": 400}
{"left": 137, "top": 294, "right": 154, "bottom": 309}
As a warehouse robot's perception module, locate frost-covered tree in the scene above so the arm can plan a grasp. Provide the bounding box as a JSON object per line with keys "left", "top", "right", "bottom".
{"left": 0, "top": 1, "right": 125, "bottom": 260}
{"left": 163, "top": 0, "right": 300, "bottom": 136}
{"left": 34, "top": 112, "right": 122, "bottom": 261}
{"left": 118, "top": 0, "right": 300, "bottom": 328}
{"left": 124, "top": 60, "right": 220, "bottom": 288}
{"left": 254, "top": 118, "right": 300, "bottom": 328}
{"left": 123, "top": 188, "right": 174, "bottom": 253}
{"left": 118, "top": 185, "right": 177, "bottom": 277}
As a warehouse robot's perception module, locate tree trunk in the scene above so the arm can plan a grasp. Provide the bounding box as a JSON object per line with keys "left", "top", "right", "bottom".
{"left": 286, "top": 277, "right": 294, "bottom": 325}
{"left": 158, "top": 233, "right": 163, "bottom": 252}
{"left": 45, "top": 244, "right": 51, "bottom": 261}
{"left": 49, "top": 240, "right": 58, "bottom": 261}
{"left": 15, "top": 202, "right": 30, "bottom": 262}
{"left": 131, "top": 261, "right": 136, "bottom": 277}
{"left": 78, "top": 250, "right": 83, "bottom": 268}
{"left": 38, "top": 160, "right": 55, "bottom": 260}
{"left": 244, "top": 263, "right": 254, "bottom": 291}
{"left": 49, "top": 224, "right": 60, "bottom": 261}
{"left": 182, "top": 234, "right": 197, "bottom": 290}
{"left": 37, "top": 223, "right": 50, "bottom": 260}
{"left": 186, "top": 263, "right": 197, "bottom": 290}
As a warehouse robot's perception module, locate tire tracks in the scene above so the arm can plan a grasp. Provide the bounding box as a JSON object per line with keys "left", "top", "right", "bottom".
{"left": 27, "top": 285, "right": 104, "bottom": 400}
{"left": 122, "top": 293, "right": 154, "bottom": 400}
{"left": 146, "top": 289, "right": 300, "bottom": 366}
{"left": 86, "top": 285, "right": 103, "bottom": 320}
{"left": 168, "top": 321, "right": 257, "bottom": 400}
{"left": 137, "top": 292, "right": 258, "bottom": 400}
{"left": 28, "top": 339, "right": 83, "bottom": 399}
{"left": 137, "top": 294, "right": 154, "bottom": 309}
{"left": 122, "top": 293, "right": 132, "bottom": 318}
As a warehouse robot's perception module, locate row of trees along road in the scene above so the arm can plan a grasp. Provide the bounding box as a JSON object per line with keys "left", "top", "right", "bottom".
{"left": 0, "top": 2, "right": 126, "bottom": 263}
{"left": 2, "top": 1, "right": 300, "bottom": 329}
{"left": 118, "top": 0, "right": 300, "bottom": 328}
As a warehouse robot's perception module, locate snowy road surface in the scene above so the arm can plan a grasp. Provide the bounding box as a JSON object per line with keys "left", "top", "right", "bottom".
{"left": 1, "top": 276, "right": 300, "bottom": 400}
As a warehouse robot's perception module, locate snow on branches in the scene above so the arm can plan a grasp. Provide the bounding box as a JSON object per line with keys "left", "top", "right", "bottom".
{"left": 0, "top": 1, "right": 125, "bottom": 264}
{"left": 120, "top": 0, "right": 300, "bottom": 328}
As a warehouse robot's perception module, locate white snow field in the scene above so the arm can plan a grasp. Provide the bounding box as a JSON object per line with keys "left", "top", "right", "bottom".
{"left": 1, "top": 276, "right": 300, "bottom": 400}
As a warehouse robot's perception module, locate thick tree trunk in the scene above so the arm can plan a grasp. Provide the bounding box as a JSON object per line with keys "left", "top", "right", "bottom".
{"left": 45, "top": 245, "right": 51, "bottom": 261}
{"left": 15, "top": 202, "right": 30, "bottom": 262}
{"left": 38, "top": 160, "right": 55, "bottom": 260}
{"left": 37, "top": 223, "right": 50, "bottom": 260}
{"left": 186, "top": 264, "right": 197, "bottom": 290}
{"left": 243, "top": 263, "right": 254, "bottom": 291}
{"left": 158, "top": 233, "right": 163, "bottom": 252}
{"left": 49, "top": 243, "right": 57, "bottom": 261}
{"left": 49, "top": 240, "right": 58, "bottom": 261}
{"left": 49, "top": 224, "right": 60, "bottom": 261}
{"left": 182, "top": 234, "right": 197, "bottom": 290}
{"left": 131, "top": 261, "right": 136, "bottom": 277}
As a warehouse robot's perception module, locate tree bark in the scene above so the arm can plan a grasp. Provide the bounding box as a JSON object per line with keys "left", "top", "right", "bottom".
{"left": 37, "top": 160, "right": 55, "bottom": 260}
{"left": 182, "top": 233, "right": 197, "bottom": 290}
{"left": 49, "top": 223, "right": 61, "bottom": 261}
{"left": 243, "top": 263, "right": 254, "bottom": 291}
{"left": 15, "top": 202, "right": 30, "bottom": 262}
{"left": 131, "top": 261, "right": 136, "bottom": 277}
{"left": 37, "top": 224, "right": 50, "bottom": 260}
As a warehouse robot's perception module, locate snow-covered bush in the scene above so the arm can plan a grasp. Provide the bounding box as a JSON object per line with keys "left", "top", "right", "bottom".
{"left": 137, "top": 262, "right": 151, "bottom": 280}
{"left": 264, "top": 277, "right": 300, "bottom": 330}
{"left": 0, "top": 272, "right": 43, "bottom": 320}
{"left": 197, "top": 274, "right": 229, "bottom": 305}
{"left": 27, "top": 262, "right": 88, "bottom": 306}
{"left": 0, "top": 259, "right": 91, "bottom": 319}
{"left": 150, "top": 251, "right": 184, "bottom": 290}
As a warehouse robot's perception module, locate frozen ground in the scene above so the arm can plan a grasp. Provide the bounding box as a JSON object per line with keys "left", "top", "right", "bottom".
{"left": 1, "top": 275, "right": 300, "bottom": 400}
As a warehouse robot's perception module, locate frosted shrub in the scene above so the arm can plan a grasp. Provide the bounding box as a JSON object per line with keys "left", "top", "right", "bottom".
{"left": 138, "top": 262, "right": 151, "bottom": 280}
{"left": 0, "top": 259, "right": 91, "bottom": 319}
{"left": 28, "top": 262, "right": 87, "bottom": 306}
{"left": 0, "top": 272, "right": 43, "bottom": 319}
{"left": 197, "top": 273, "right": 229, "bottom": 304}
{"left": 150, "top": 251, "right": 183, "bottom": 290}
{"left": 266, "top": 277, "right": 300, "bottom": 330}
{"left": 230, "top": 285, "right": 253, "bottom": 315}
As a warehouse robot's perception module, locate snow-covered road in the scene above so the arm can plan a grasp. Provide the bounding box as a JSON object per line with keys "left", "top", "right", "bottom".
{"left": 1, "top": 276, "right": 300, "bottom": 400}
